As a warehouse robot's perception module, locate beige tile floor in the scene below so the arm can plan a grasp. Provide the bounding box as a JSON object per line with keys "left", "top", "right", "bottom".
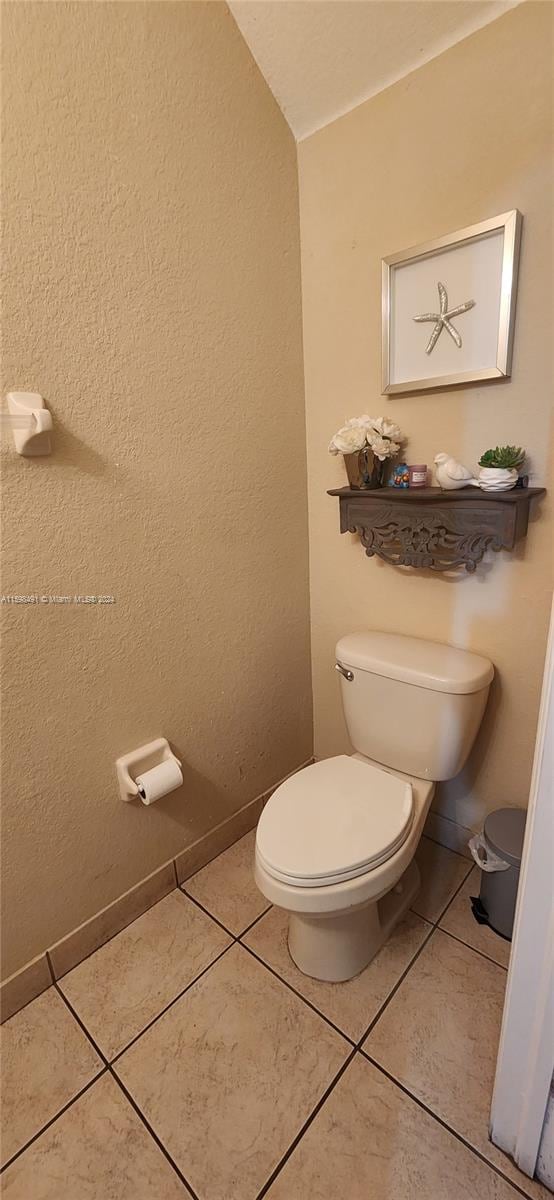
{"left": 1, "top": 832, "right": 548, "bottom": 1200}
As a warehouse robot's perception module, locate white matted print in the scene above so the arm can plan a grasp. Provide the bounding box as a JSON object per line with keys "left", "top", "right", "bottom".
{"left": 382, "top": 211, "right": 522, "bottom": 394}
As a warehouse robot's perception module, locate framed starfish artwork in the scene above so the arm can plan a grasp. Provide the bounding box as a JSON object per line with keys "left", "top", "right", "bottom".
{"left": 381, "top": 210, "right": 522, "bottom": 394}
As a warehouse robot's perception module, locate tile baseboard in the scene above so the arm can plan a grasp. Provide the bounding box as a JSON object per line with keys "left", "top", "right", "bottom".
{"left": 48, "top": 860, "right": 177, "bottom": 982}
{"left": 0, "top": 953, "right": 53, "bottom": 1025}
{"left": 1, "top": 759, "right": 313, "bottom": 1022}
{"left": 174, "top": 796, "right": 264, "bottom": 886}
{"left": 424, "top": 811, "right": 473, "bottom": 860}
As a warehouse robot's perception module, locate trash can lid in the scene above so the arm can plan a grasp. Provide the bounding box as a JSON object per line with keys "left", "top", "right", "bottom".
{"left": 484, "top": 807, "right": 526, "bottom": 868}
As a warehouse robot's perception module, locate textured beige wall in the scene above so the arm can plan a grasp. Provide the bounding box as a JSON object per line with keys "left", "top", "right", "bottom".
{"left": 1, "top": 1, "right": 311, "bottom": 978}
{"left": 299, "top": 4, "right": 552, "bottom": 835}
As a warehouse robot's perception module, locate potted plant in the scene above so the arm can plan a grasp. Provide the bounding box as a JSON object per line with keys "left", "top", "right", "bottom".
{"left": 329, "top": 415, "right": 404, "bottom": 489}
{"left": 477, "top": 445, "right": 525, "bottom": 492}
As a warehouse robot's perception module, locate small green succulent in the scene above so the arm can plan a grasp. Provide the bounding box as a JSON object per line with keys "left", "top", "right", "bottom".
{"left": 478, "top": 445, "right": 525, "bottom": 469}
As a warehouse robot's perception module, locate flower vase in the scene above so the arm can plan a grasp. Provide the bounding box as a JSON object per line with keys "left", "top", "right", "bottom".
{"left": 344, "top": 449, "right": 387, "bottom": 490}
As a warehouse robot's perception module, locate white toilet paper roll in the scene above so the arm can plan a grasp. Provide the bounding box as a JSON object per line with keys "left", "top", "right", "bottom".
{"left": 135, "top": 758, "right": 183, "bottom": 806}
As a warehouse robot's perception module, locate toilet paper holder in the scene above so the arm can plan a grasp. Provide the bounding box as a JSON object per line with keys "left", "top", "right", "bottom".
{"left": 116, "top": 738, "right": 182, "bottom": 802}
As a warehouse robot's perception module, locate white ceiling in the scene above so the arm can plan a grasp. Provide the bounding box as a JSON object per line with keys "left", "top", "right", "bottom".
{"left": 229, "top": 0, "right": 521, "bottom": 141}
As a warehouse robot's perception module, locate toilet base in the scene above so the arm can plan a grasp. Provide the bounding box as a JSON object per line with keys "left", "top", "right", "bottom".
{"left": 287, "top": 859, "right": 421, "bottom": 983}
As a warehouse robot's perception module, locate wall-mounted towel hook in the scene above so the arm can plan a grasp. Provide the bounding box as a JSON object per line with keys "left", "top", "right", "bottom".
{"left": 5, "top": 392, "right": 53, "bottom": 456}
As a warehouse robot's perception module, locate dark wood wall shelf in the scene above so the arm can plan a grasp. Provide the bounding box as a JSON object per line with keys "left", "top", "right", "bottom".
{"left": 328, "top": 486, "right": 545, "bottom": 573}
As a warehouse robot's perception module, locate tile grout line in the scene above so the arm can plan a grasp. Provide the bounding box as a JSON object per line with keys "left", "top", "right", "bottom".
{"left": 12, "top": 959, "right": 229, "bottom": 1192}
{"left": 239, "top": 941, "right": 356, "bottom": 1047}
{"left": 1, "top": 950, "right": 57, "bottom": 1026}
{"left": 410, "top": 856, "right": 475, "bottom": 930}
{"left": 432, "top": 858, "right": 476, "bottom": 925}
{"left": 427, "top": 847, "right": 511, "bottom": 971}
{"left": 360, "top": 1051, "right": 539, "bottom": 1200}
{"left": 257, "top": 1040, "right": 543, "bottom": 1200}
{"left": 45, "top": 899, "right": 279, "bottom": 1096}
{"left": 179, "top": 880, "right": 273, "bottom": 944}
{"left": 50, "top": 882, "right": 235, "bottom": 995}
{"left": 176, "top": 841, "right": 248, "bottom": 890}
{"left": 108, "top": 1066, "right": 199, "bottom": 1200}
{"left": 255, "top": 1047, "right": 358, "bottom": 1200}
{"left": 239, "top": 867, "right": 488, "bottom": 1060}
{"left": 0, "top": 1068, "right": 108, "bottom": 1174}
{"left": 45, "top": 949, "right": 56, "bottom": 985}
{"left": 43, "top": 885, "right": 179, "bottom": 987}
{"left": 110, "top": 942, "right": 234, "bottom": 1065}
{"left": 54, "top": 982, "right": 110, "bottom": 1065}
{"left": 355, "top": 920, "right": 437, "bottom": 1048}
{"left": 6, "top": 955, "right": 235, "bottom": 1188}
{"left": 421, "top": 829, "right": 473, "bottom": 863}
{"left": 357, "top": 863, "right": 477, "bottom": 1049}
{"left": 439, "top": 926, "right": 509, "bottom": 972}
{"left": 237, "top": 903, "right": 273, "bottom": 939}
{"left": 56, "top": 941, "right": 234, "bottom": 1069}
{"left": 237, "top": 865, "right": 479, "bottom": 1054}
{"left": 179, "top": 885, "right": 238, "bottom": 940}
{"left": 235, "top": 859, "right": 516, "bottom": 1193}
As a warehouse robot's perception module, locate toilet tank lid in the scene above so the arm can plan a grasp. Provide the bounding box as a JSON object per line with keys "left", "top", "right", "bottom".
{"left": 335, "top": 632, "right": 494, "bottom": 695}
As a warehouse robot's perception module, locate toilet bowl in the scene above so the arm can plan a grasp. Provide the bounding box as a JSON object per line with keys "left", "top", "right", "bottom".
{"left": 255, "top": 631, "right": 493, "bottom": 982}
{"left": 256, "top": 755, "right": 434, "bottom": 981}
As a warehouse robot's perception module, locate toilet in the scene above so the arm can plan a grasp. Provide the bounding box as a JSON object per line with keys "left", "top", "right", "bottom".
{"left": 255, "top": 631, "right": 493, "bottom": 982}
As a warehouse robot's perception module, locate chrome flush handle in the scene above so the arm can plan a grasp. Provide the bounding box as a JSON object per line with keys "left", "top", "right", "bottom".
{"left": 335, "top": 662, "right": 354, "bottom": 682}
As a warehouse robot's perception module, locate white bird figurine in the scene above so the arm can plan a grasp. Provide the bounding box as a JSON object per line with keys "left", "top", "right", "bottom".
{"left": 434, "top": 452, "right": 479, "bottom": 490}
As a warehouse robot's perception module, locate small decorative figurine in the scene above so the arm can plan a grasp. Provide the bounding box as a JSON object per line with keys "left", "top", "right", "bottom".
{"left": 434, "top": 452, "right": 479, "bottom": 490}
{"left": 389, "top": 462, "right": 410, "bottom": 488}
{"left": 477, "top": 445, "right": 525, "bottom": 492}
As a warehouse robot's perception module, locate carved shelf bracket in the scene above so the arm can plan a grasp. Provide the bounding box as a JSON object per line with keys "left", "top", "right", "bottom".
{"left": 328, "top": 487, "right": 545, "bottom": 573}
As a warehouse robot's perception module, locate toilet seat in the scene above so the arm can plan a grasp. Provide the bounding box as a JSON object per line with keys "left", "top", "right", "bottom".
{"left": 256, "top": 756, "right": 413, "bottom": 887}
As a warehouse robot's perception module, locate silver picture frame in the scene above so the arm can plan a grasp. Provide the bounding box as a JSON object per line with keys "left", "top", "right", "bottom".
{"left": 381, "top": 210, "right": 522, "bottom": 395}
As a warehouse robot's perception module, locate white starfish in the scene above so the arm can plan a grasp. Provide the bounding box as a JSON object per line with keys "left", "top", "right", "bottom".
{"left": 414, "top": 282, "right": 475, "bottom": 355}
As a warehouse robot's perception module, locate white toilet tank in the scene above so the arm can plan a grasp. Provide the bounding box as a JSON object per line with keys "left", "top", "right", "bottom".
{"left": 335, "top": 632, "right": 494, "bottom": 782}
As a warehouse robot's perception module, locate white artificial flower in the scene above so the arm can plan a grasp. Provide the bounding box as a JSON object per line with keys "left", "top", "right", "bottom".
{"left": 329, "top": 424, "right": 368, "bottom": 455}
{"left": 372, "top": 436, "right": 400, "bottom": 460}
{"left": 371, "top": 416, "right": 402, "bottom": 441}
{"left": 380, "top": 419, "right": 402, "bottom": 441}
{"left": 329, "top": 413, "right": 402, "bottom": 457}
